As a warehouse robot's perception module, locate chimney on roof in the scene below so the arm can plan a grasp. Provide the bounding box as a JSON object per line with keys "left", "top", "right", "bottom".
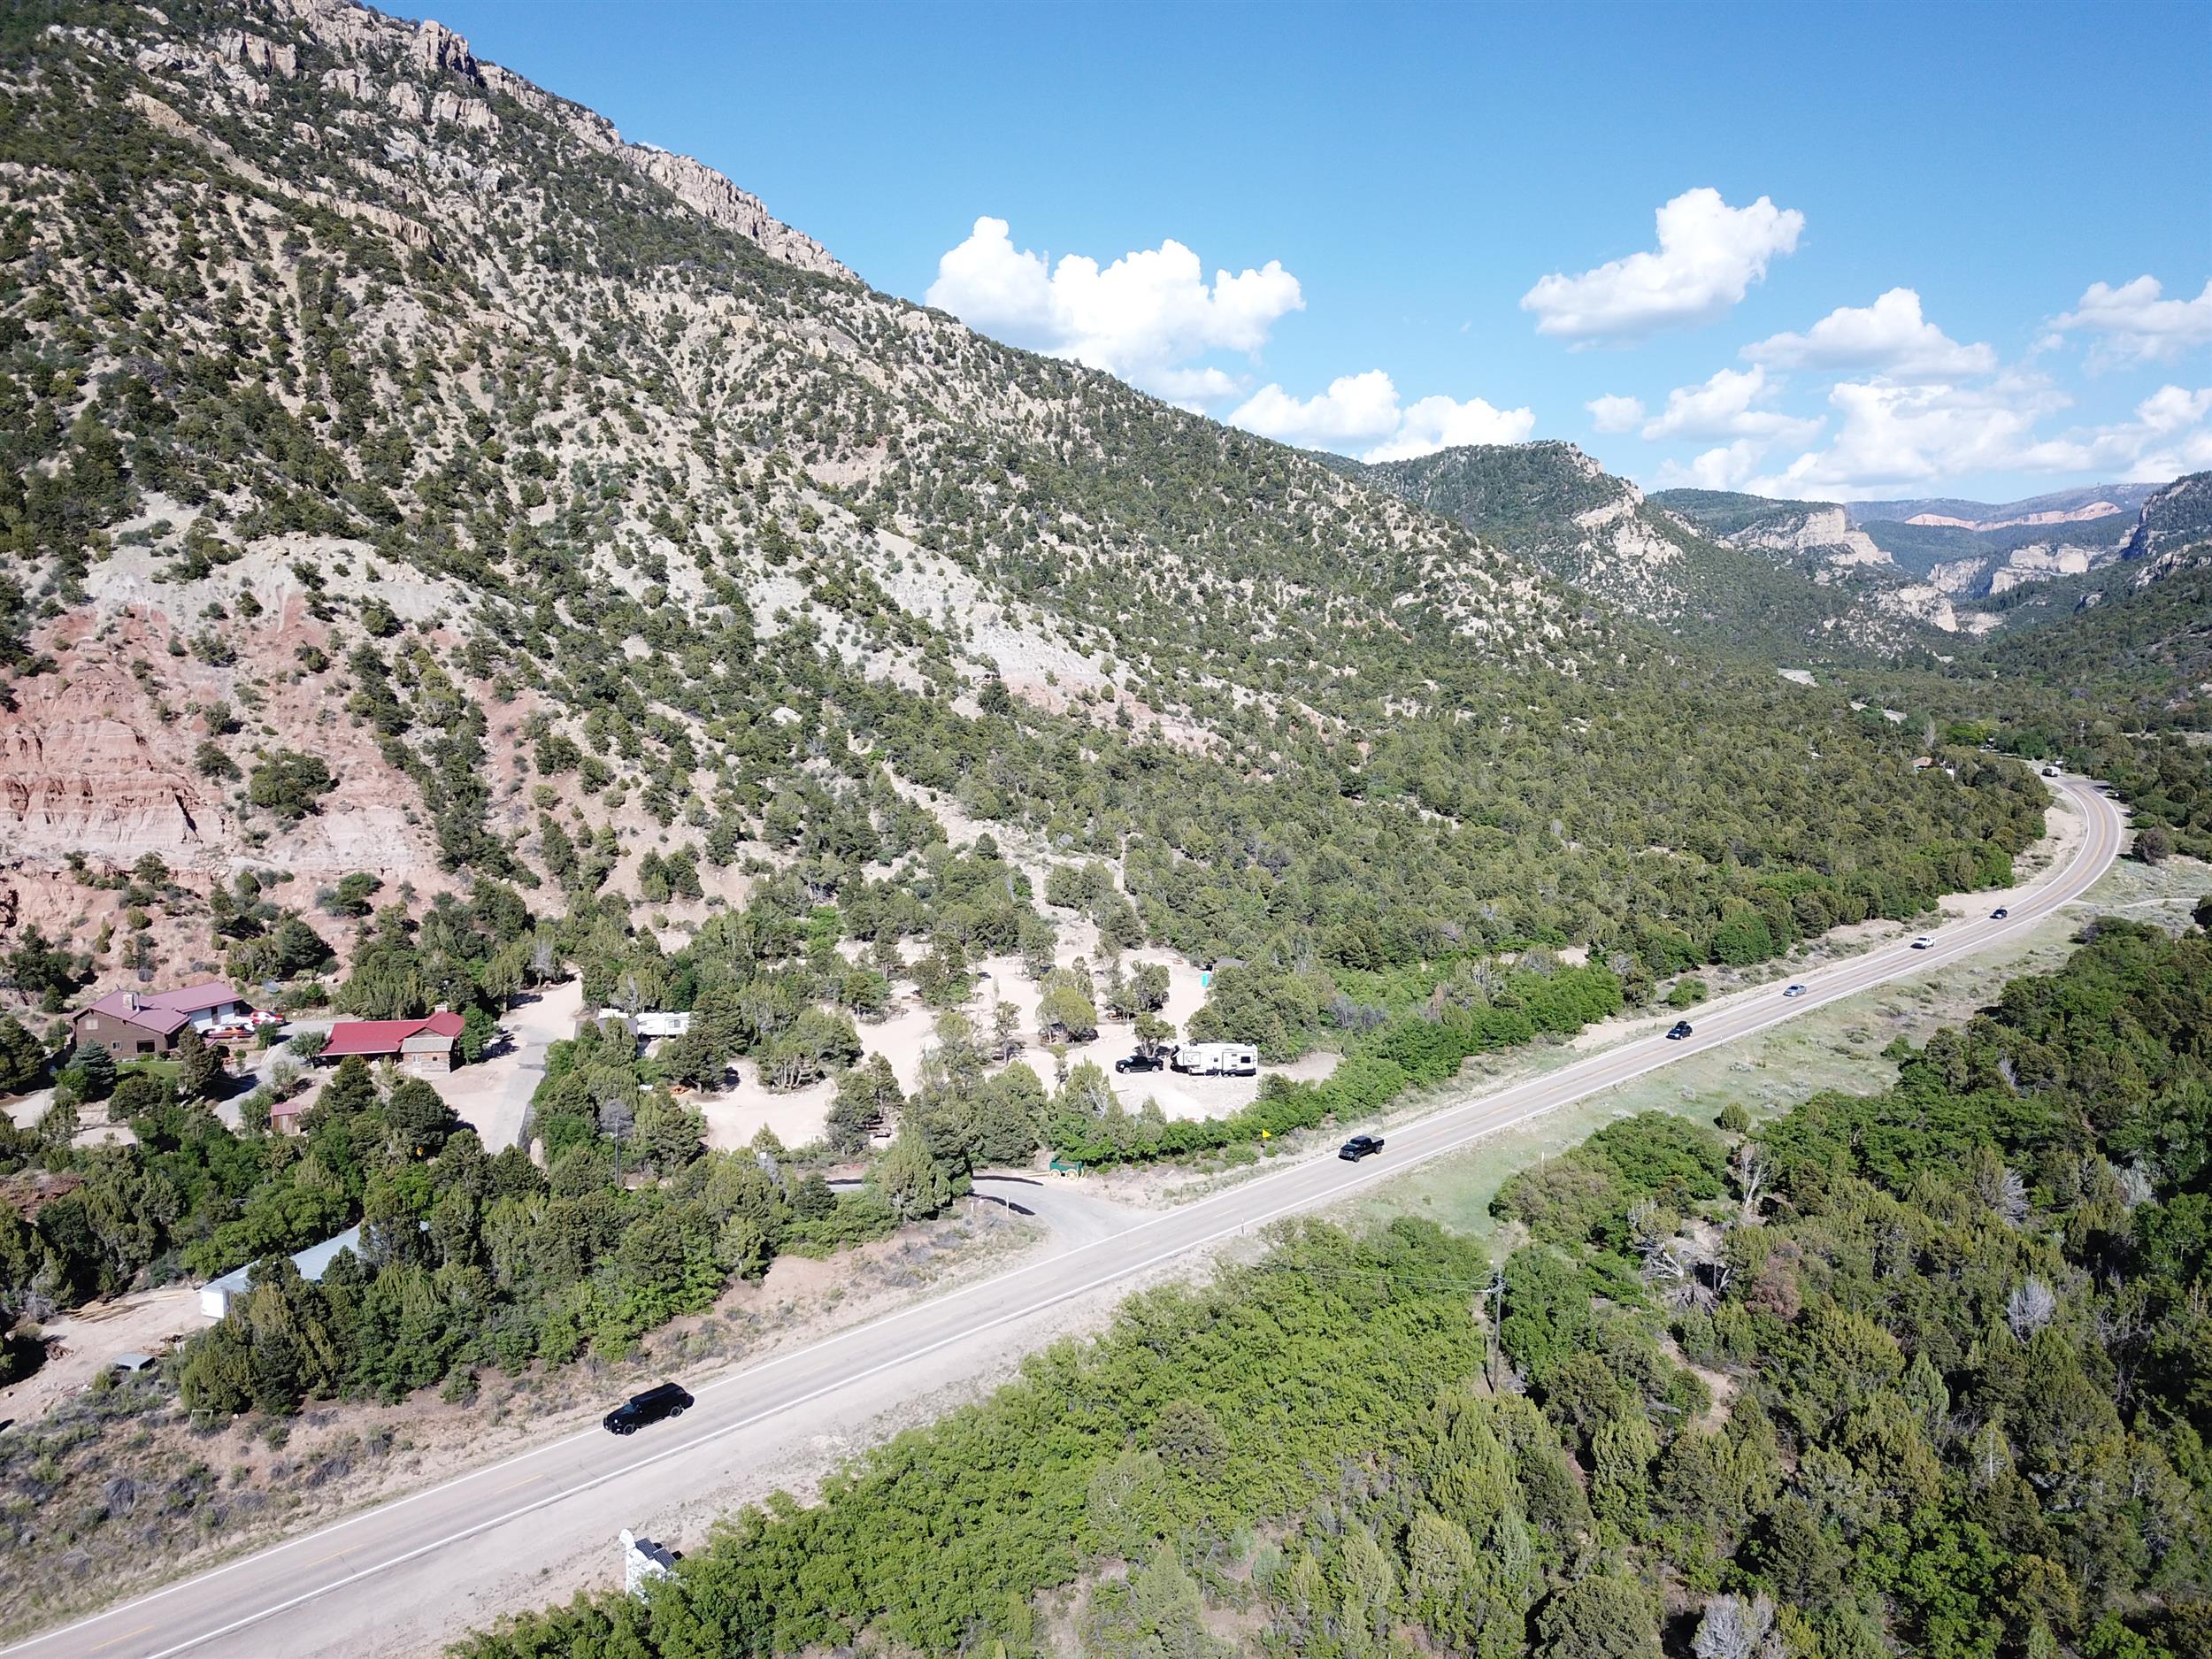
{"left": 127, "top": 993, "right": 141, "bottom": 1011}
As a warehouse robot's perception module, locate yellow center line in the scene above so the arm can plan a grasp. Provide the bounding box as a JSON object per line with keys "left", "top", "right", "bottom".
{"left": 493, "top": 1474, "right": 545, "bottom": 1495}
{"left": 305, "top": 1548, "right": 350, "bottom": 1567}
{"left": 86, "top": 1625, "right": 156, "bottom": 1655}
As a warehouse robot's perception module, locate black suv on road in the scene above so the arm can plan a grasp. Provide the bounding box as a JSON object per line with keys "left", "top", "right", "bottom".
{"left": 1339, "top": 1134, "right": 1386, "bottom": 1161}
{"left": 1114, "top": 1052, "right": 1164, "bottom": 1073}
{"left": 603, "top": 1382, "right": 693, "bottom": 1435}
{"left": 1666, "top": 1021, "right": 1694, "bottom": 1040}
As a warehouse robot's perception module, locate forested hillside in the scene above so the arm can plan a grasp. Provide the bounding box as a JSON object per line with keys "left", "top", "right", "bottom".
{"left": 0, "top": 4, "right": 2206, "bottom": 1652}
{"left": 0, "top": 2, "right": 2039, "bottom": 992}
{"left": 1359, "top": 447, "right": 1963, "bottom": 654}
{"left": 456, "top": 917, "right": 2212, "bottom": 1659}
{"left": 0, "top": 0, "right": 2064, "bottom": 1468}
{"left": 1408, "top": 461, "right": 2211, "bottom": 868}
{"left": 1816, "top": 473, "right": 2212, "bottom": 861}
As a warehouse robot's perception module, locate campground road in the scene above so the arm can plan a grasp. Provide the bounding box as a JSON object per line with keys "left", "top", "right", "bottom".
{"left": 4, "top": 777, "right": 2125, "bottom": 1659}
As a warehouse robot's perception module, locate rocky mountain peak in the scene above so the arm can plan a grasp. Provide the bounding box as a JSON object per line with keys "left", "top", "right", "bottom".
{"left": 2118, "top": 471, "right": 2212, "bottom": 567}
{"left": 250, "top": 0, "right": 853, "bottom": 280}
{"left": 407, "top": 17, "right": 477, "bottom": 81}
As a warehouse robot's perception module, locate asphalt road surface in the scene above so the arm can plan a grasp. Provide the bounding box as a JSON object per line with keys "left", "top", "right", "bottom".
{"left": 6, "top": 775, "right": 2124, "bottom": 1659}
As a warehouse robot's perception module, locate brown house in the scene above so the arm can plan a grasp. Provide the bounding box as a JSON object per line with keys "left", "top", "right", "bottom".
{"left": 319, "top": 1010, "right": 466, "bottom": 1076}
{"left": 71, "top": 981, "right": 250, "bottom": 1061}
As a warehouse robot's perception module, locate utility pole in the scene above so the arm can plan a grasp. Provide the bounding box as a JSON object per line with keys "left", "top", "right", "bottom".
{"left": 1480, "top": 1264, "right": 1506, "bottom": 1391}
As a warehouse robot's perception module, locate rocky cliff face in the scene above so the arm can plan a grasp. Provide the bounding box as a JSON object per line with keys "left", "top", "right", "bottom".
{"left": 1929, "top": 541, "right": 2105, "bottom": 598}
{"left": 274, "top": 0, "right": 854, "bottom": 279}
{"left": 1906, "top": 501, "right": 2126, "bottom": 530}
{"left": 1653, "top": 495, "right": 2002, "bottom": 636}
{"left": 2117, "top": 472, "right": 2212, "bottom": 579}
{"left": 1710, "top": 504, "right": 1893, "bottom": 572}
{"left": 2, "top": 578, "right": 443, "bottom": 879}
{"left": 1355, "top": 444, "right": 1972, "bottom": 654}
{"left": 3, "top": 664, "right": 218, "bottom": 864}
{"left": 616, "top": 145, "right": 849, "bottom": 280}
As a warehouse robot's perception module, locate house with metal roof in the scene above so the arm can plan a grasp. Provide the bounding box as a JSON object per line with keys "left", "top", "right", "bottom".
{"left": 198, "top": 1225, "right": 365, "bottom": 1319}
{"left": 319, "top": 1010, "right": 466, "bottom": 1074}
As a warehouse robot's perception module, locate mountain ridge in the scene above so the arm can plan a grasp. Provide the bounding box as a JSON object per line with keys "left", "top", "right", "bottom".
{"left": 1651, "top": 483, "right": 2150, "bottom": 607}
{"left": 1840, "top": 480, "right": 2164, "bottom": 530}
{"left": 0, "top": 0, "right": 2047, "bottom": 1010}
{"left": 1356, "top": 444, "right": 1976, "bottom": 653}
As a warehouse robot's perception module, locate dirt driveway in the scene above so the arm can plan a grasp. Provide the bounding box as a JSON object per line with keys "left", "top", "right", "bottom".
{"left": 0, "top": 1285, "right": 204, "bottom": 1427}
{"left": 438, "top": 979, "right": 583, "bottom": 1151}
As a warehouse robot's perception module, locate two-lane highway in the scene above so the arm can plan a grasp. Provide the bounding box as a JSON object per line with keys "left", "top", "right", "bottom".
{"left": 6, "top": 776, "right": 2124, "bottom": 1659}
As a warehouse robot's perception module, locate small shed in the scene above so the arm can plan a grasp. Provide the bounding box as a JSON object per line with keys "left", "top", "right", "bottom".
{"left": 619, "top": 1529, "right": 679, "bottom": 1598}
{"left": 198, "top": 1225, "right": 365, "bottom": 1321}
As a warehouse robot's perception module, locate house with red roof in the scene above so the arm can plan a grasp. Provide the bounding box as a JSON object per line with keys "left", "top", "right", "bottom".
{"left": 72, "top": 980, "right": 251, "bottom": 1061}
{"left": 319, "top": 1010, "right": 466, "bottom": 1075}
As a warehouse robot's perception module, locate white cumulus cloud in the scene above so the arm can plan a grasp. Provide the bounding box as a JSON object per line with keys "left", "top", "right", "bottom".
{"left": 2012, "top": 385, "right": 2212, "bottom": 480}
{"left": 1369, "top": 394, "right": 1540, "bottom": 462}
{"left": 1586, "top": 394, "right": 1645, "bottom": 433}
{"left": 925, "top": 216, "right": 1303, "bottom": 402}
{"left": 1654, "top": 440, "right": 1770, "bottom": 492}
{"left": 2052, "top": 275, "right": 2212, "bottom": 366}
{"left": 1520, "top": 188, "right": 1805, "bottom": 343}
{"left": 1230, "top": 372, "right": 1534, "bottom": 462}
{"left": 1230, "top": 371, "right": 1402, "bottom": 446}
{"left": 1640, "top": 365, "right": 1823, "bottom": 443}
{"left": 1744, "top": 288, "right": 1995, "bottom": 379}
{"left": 1749, "top": 377, "right": 2069, "bottom": 497}
{"left": 1740, "top": 375, "right": 2212, "bottom": 496}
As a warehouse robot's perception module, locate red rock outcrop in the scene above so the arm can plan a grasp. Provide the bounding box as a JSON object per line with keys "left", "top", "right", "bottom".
{"left": 1, "top": 642, "right": 221, "bottom": 864}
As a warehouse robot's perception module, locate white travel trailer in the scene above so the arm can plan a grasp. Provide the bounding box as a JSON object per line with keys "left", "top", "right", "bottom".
{"left": 1171, "top": 1041, "right": 1258, "bottom": 1077}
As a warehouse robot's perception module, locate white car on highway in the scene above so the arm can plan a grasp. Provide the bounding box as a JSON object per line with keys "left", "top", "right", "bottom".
{"left": 1911, "top": 935, "right": 1934, "bottom": 949}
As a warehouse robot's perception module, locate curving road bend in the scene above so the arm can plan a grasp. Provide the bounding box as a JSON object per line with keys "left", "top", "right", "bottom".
{"left": 5, "top": 777, "right": 2124, "bottom": 1659}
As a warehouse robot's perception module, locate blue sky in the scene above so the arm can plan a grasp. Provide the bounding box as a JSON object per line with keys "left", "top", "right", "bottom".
{"left": 424, "top": 0, "right": 2210, "bottom": 502}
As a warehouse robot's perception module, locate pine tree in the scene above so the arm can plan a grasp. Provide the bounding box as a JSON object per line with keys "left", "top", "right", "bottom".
{"left": 174, "top": 1027, "right": 223, "bottom": 1102}
{"left": 0, "top": 1016, "right": 47, "bottom": 1094}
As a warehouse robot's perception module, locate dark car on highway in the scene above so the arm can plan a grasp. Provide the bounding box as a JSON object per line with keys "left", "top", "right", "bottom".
{"left": 603, "top": 1382, "right": 693, "bottom": 1435}
{"left": 1666, "top": 1021, "right": 1694, "bottom": 1040}
{"left": 1114, "top": 1051, "right": 1165, "bottom": 1073}
{"left": 1339, "top": 1134, "right": 1385, "bottom": 1161}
